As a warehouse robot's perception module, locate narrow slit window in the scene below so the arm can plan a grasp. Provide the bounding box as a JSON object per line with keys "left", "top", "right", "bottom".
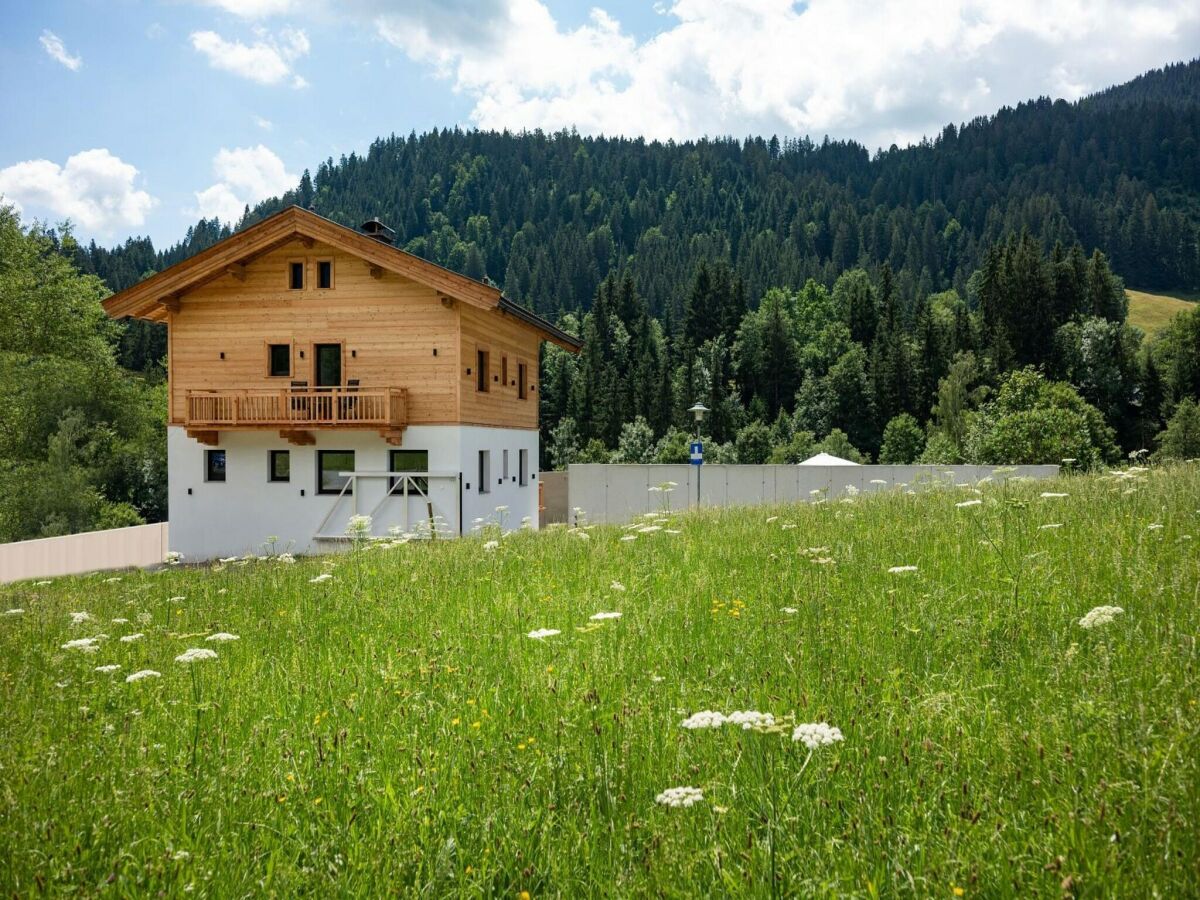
{"left": 317, "top": 259, "right": 333, "bottom": 289}
{"left": 478, "top": 450, "right": 491, "bottom": 494}
{"left": 476, "top": 349, "right": 489, "bottom": 392}
{"left": 268, "top": 343, "right": 291, "bottom": 377}
{"left": 518, "top": 362, "right": 528, "bottom": 400}
{"left": 289, "top": 261, "right": 305, "bottom": 290}
{"left": 501, "top": 356, "right": 508, "bottom": 388}
{"left": 519, "top": 449, "right": 529, "bottom": 486}
{"left": 503, "top": 449, "right": 509, "bottom": 483}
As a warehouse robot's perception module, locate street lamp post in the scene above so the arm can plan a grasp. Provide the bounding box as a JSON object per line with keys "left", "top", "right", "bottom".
{"left": 687, "top": 402, "right": 709, "bottom": 506}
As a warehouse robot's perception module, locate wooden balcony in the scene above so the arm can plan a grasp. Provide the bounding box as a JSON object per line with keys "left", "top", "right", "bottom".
{"left": 185, "top": 387, "right": 407, "bottom": 445}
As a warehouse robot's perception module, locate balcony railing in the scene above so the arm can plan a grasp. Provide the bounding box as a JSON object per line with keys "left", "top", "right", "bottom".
{"left": 185, "top": 387, "right": 407, "bottom": 429}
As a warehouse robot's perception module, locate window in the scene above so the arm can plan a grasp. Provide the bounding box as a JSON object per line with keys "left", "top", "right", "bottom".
{"left": 268, "top": 343, "right": 291, "bottom": 377}
{"left": 317, "top": 450, "right": 355, "bottom": 495}
{"left": 503, "top": 449, "right": 510, "bottom": 483}
{"left": 478, "top": 450, "right": 491, "bottom": 494}
{"left": 269, "top": 450, "right": 290, "bottom": 482}
{"left": 317, "top": 259, "right": 333, "bottom": 289}
{"left": 205, "top": 449, "right": 226, "bottom": 483}
{"left": 501, "top": 356, "right": 508, "bottom": 388}
{"left": 289, "top": 261, "right": 304, "bottom": 290}
{"left": 389, "top": 449, "right": 429, "bottom": 494}
{"left": 518, "top": 362, "right": 528, "bottom": 400}
{"left": 519, "top": 449, "right": 529, "bottom": 487}
{"left": 476, "top": 349, "right": 489, "bottom": 392}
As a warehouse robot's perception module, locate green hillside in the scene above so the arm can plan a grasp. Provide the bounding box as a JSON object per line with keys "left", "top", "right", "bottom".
{"left": 2, "top": 465, "right": 1197, "bottom": 895}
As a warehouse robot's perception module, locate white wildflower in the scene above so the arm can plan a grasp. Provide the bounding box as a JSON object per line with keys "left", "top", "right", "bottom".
{"left": 168, "top": 596, "right": 185, "bottom": 603}
{"left": 1039, "top": 523, "right": 1063, "bottom": 530}
{"left": 164, "top": 551, "right": 184, "bottom": 565}
{"left": 955, "top": 499, "right": 982, "bottom": 508}
{"left": 726, "top": 710, "right": 775, "bottom": 730}
{"left": 869, "top": 479, "right": 888, "bottom": 485}
{"left": 175, "top": 647, "right": 218, "bottom": 664}
{"left": 792, "top": 722, "right": 845, "bottom": 749}
{"left": 94, "top": 664, "right": 121, "bottom": 673}
{"left": 35, "top": 580, "right": 52, "bottom": 586}
{"left": 494, "top": 505, "right": 509, "bottom": 513}
{"left": 309, "top": 573, "right": 333, "bottom": 584}
{"left": 610, "top": 580, "right": 626, "bottom": 592}
{"left": 205, "top": 632, "right": 239, "bottom": 642}
{"left": 1078, "top": 605, "right": 1124, "bottom": 630}
{"left": 655, "top": 786, "right": 704, "bottom": 808}
{"left": 620, "top": 534, "right": 637, "bottom": 542}
{"left": 650, "top": 674, "right": 665, "bottom": 683}
{"left": 119, "top": 633, "right": 144, "bottom": 643}
{"left": 766, "top": 516, "right": 779, "bottom": 523}
{"left": 483, "top": 540, "right": 500, "bottom": 552}
{"left": 680, "top": 710, "right": 726, "bottom": 729}
{"left": 61, "top": 637, "right": 101, "bottom": 652}
{"left": 111, "top": 617, "right": 130, "bottom": 624}
{"left": 527, "top": 628, "right": 561, "bottom": 640}
{"left": 104, "top": 577, "right": 122, "bottom": 583}
{"left": 278, "top": 553, "right": 296, "bottom": 564}
{"left": 589, "top": 611, "right": 622, "bottom": 621}
{"left": 125, "top": 669, "right": 161, "bottom": 683}
{"left": 70, "top": 611, "right": 93, "bottom": 625}
{"left": 665, "top": 529, "right": 682, "bottom": 534}
{"left": 5, "top": 608, "right": 23, "bottom": 616}
{"left": 218, "top": 557, "right": 239, "bottom": 564}
{"left": 887, "top": 565, "right": 918, "bottom": 574}
{"left": 1147, "top": 523, "right": 1163, "bottom": 531}
{"left": 780, "top": 606, "right": 798, "bottom": 614}
{"left": 1040, "top": 492, "right": 1068, "bottom": 499}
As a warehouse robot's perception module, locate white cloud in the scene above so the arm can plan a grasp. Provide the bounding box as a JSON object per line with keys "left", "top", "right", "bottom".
{"left": 192, "top": 145, "right": 296, "bottom": 224}
{"left": 190, "top": 27, "right": 309, "bottom": 87}
{"left": 0, "top": 149, "right": 156, "bottom": 233}
{"left": 254, "top": 115, "right": 274, "bottom": 130}
{"left": 365, "top": 0, "right": 1200, "bottom": 147}
{"left": 39, "top": 30, "right": 82, "bottom": 71}
{"left": 201, "top": 0, "right": 300, "bottom": 17}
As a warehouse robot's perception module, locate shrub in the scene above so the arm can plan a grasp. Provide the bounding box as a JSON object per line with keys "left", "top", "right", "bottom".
{"left": 879, "top": 414, "right": 925, "bottom": 464}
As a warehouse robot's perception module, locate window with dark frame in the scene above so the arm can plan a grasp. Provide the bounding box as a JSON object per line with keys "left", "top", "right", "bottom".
{"left": 269, "top": 450, "right": 291, "bottom": 482}
{"left": 501, "top": 356, "right": 508, "bottom": 388}
{"left": 476, "top": 349, "right": 489, "bottom": 392}
{"left": 519, "top": 448, "right": 529, "bottom": 486}
{"left": 389, "top": 449, "right": 429, "bottom": 494}
{"left": 317, "top": 450, "right": 355, "bottom": 495}
{"left": 289, "top": 261, "right": 304, "bottom": 290}
{"left": 268, "top": 343, "right": 291, "bottom": 377}
{"left": 205, "top": 449, "right": 226, "bottom": 483}
{"left": 503, "top": 449, "right": 509, "bottom": 483}
{"left": 478, "top": 450, "right": 490, "bottom": 494}
{"left": 518, "top": 362, "right": 528, "bottom": 400}
{"left": 317, "top": 260, "right": 333, "bottom": 289}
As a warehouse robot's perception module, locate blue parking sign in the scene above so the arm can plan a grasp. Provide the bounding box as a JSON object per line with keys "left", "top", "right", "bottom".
{"left": 690, "top": 441, "right": 703, "bottom": 465}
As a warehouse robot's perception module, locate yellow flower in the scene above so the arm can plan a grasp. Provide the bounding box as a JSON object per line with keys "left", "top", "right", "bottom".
{"left": 519, "top": 893, "right": 531, "bottom": 900}
{"left": 471, "top": 721, "right": 481, "bottom": 729}
{"left": 545, "top": 665, "right": 554, "bottom": 673}
{"left": 517, "top": 743, "right": 526, "bottom": 751}
{"left": 452, "top": 717, "right": 461, "bottom": 725}
{"left": 286, "top": 773, "right": 295, "bottom": 782}
{"left": 276, "top": 794, "right": 287, "bottom": 803}
{"left": 313, "top": 797, "right": 323, "bottom": 805}
{"left": 953, "top": 888, "right": 965, "bottom": 897}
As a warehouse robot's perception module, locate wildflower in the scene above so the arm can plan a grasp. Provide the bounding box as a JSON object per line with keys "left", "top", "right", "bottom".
{"left": 61, "top": 637, "right": 101, "bottom": 653}
{"left": 4, "top": 608, "right": 23, "bottom": 616}
{"left": 346, "top": 514, "right": 373, "bottom": 539}
{"left": 35, "top": 580, "right": 52, "bottom": 585}
{"left": 1040, "top": 492, "right": 1068, "bottom": 499}
{"left": 526, "top": 628, "right": 561, "bottom": 640}
{"left": 681, "top": 710, "right": 726, "bottom": 729}
{"left": 94, "top": 664, "right": 121, "bottom": 673}
{"left": 1078, "top": 606, "right": 1124, "bottom": 630}
{"left": 168, "top": 596, "right": 185, "bottom": 603}
{"left": 494, "top": 505, "right": 509, "bottom": 513}
{"left": 309, "top": 573, "right": 334, "bottom": 584}
{"left": 869, "top": 479, "right": 888, "bottom": 485}
{"left": 620, "top": 534, "right": 637, "bottom": 542}
{"left": 589, "top": 611, "right": 622, "bottom": 620}
{"left": 125, "top": 670, "right": 161, "bottom": 683}
{"left": 175, "top": 648, "right": 218, "bottom": 664}
{"left": 766, "top": 516, "right": 778, "bottom": 523}
{"left": 792, "top": 722, "right": 845, "bottom": 749}
{"left": 483, "top": 540, "right": 500, "bottom": 552}
{"left": 1039, "top": 523, "right": 1063, "bottom": 530}
{"left": 104, "top": 577, "right": 122, "bottom": 583}
{"left": 278, "top": 553, "right": 296, "bottom": 564}
{"left": 953, "top": 887, "right": 965, "bottom": 897}
{"left": 120, "top": 633, "right": 144, "bottom": 643}
{"left": 610, "top": 580, "right": 626, "bottom": 592}
{"left": 650, "top": 674, "right": 665, "bottom": 683}
{"left": 655, "top": 786, "right": 704, "bottom": 808}
{"left": 1147, "top": 523, "right": 1163, "bottom": 531}
{"left": 70, "top": 611, "right": 93, "bottom": 625}
{"left": 888, "top": 565, "right": 918, "bottom": 574}
{"left": 955, "top": 499, "right": 982, "bottom": 508}
{"left": 780, "top": 607, "right": 798, "bottom": 614}
{"left": 111, "top": 617, "right": 130, "bottom": 624}
{"left": 164, "top": 551, "right": 184, "bottom": 565}
{"left": 726, "top": 710, "right": 775, "bottom": 730}
{"left": 206, "top": 632, "right": 239, "bottom": 642}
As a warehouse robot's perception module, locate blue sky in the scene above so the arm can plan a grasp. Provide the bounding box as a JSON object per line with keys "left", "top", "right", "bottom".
{"left": 1, "top": 0, "right": 1197, "bottom": 247}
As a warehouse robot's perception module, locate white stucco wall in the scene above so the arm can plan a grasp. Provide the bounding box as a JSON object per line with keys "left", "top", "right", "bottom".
{"left": 168, "top": 424, "right": 539, "bottom": 560}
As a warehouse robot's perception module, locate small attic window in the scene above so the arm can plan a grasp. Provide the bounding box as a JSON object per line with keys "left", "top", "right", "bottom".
{"left": 317, "top": 259, "right": 333, "bottom": 289}
{"left": 289, "top": 261, "right": 304, "bottom": 290}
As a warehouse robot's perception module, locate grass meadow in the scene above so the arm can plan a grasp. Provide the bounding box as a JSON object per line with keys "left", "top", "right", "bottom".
{"left": 1, "top": 465, "right": 1198, "bottom": 897}
{"left": 1125, "top": 287, "right": 1197, "bottom": 336}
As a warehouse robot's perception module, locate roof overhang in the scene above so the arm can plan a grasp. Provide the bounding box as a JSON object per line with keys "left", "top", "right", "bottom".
{"left": 101, "top": 206, "right": 580, "bottom": 351}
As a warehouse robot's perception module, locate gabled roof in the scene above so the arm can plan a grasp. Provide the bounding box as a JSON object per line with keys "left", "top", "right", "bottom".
{"left": 100, "top": 205, "right": 581, "bottom": 351}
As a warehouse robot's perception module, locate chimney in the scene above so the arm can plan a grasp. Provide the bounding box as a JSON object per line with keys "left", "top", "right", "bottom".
{"left": 360, "top": 217, "right": 395, "bottom": 245}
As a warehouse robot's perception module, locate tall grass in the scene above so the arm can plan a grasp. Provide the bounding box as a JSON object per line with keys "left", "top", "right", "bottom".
{"left": 1, "top": 465, "right": 1197, "bottom": 896}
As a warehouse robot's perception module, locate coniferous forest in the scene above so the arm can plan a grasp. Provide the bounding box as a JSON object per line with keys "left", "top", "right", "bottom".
{"left": 4, "top": 59, "right": 1199, "bottom": 540}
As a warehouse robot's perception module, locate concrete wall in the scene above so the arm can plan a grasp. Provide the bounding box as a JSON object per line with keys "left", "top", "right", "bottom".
{"left": 567, "top": 463, "right": 1060, "bottom": 525}
{"left": 0, "top": 522, "right": 169, "bottom": 584}
{"left": 169, "top": 424, "right": 540, "bottom": 559}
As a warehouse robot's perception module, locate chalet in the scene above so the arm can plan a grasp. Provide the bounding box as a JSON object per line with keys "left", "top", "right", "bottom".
{"left": 102, "top": 206, "right": 581, "bottom": 560}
